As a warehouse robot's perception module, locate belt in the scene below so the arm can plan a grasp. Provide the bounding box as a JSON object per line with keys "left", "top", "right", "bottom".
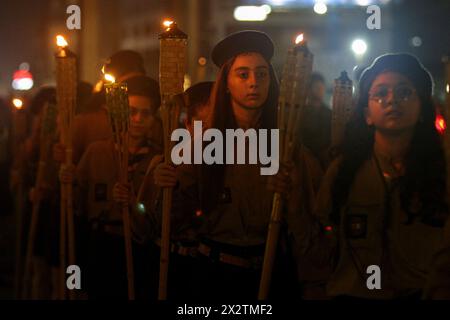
{"left": 198, "top": 243, "right": 263, "bottom": 269}
{"left": 154, "top": 238, "right": 198, "bottom": 257}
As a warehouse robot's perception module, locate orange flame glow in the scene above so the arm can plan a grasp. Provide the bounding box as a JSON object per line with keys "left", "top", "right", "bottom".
{"left": 104, "top": 73, "right": 116, "bottom": 84}
{"left": 56, "top": 35, "right": 68, "bottom": 48}
{"left": 12, "top": 98, "right": 23, "bottom": 110}
{"left": 163, "top": 20, "right": 174, "bottom": 28}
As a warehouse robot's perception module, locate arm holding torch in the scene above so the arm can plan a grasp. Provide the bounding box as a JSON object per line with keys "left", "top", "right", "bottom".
{"left": 259, "top": 36, "right": 314, "bottom": 299}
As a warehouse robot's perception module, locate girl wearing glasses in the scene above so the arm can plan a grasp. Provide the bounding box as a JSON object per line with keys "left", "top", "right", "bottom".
{"left": 282, "top": 53, "right": 449, "bottom": 299}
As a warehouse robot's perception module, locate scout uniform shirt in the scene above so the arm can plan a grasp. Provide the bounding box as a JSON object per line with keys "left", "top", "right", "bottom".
{"left": 75, "top": 139, "right": 161, "bottom": 240}
{"left": 290, "top": 146, "right": 446, "bottom": 299}
{"left": 72, "top": 108, "right": 112, "bottom": 165}
{"left": 198, "top": 162, "right": 273, "bottom": 247}
{"left": 149, "top": 162, "right": 201, "bottom": 244}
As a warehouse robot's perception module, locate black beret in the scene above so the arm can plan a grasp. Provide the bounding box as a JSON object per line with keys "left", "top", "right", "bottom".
{"left": 123, "top": 75, "right": 160, "bottom": 107}
{"left": 211, "top": 30, "right": 274, "bottom": 68}
{"left": 184, "top": 81, "right": 214, "bottom": 107}
{"left": 359, "top": 53, "right": 433, "bottom": 99}
{"left": 104, "top": 50, "right": 145, "bottom": 79}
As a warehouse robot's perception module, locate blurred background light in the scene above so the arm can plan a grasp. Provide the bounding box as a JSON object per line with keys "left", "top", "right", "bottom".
{"left": 11, "top": 69, "right": 33, "bottom": 91}
{"left": 351, "top": 39, "right": 367, "bottom": 55}
{"left": 356, "top": 0, "right": 371, "bottom": 6}
{"left": 198, "top": 57, "right": 207, "bottom": 66}
{"left": 12, "top": 98, "right": 23, "bottom": 109}
{"left": 234, "top": 6, "right": 270, "bottom": 21}
{"left": 313, "top": 2, "right": 328, "bottom": 15}
{"left": 268, "top": 0, "right": 286, "bottom": 6}
{"left": 411, "top": 36, "right": 422, "bottom": 47}
{"left": 12, "top": 78, "right": 33, "bottom": 91}
{"left": 19, "top": 62, "right": 30, "bottom": 71}
{"left": 261, "top": 4, "right": 272, "bottom": 14}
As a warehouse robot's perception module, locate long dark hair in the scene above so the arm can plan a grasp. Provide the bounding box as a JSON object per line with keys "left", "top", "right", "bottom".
{"left": 199, "top": 55, "right": 279, "bottom": 212}
{"left": 331, "top": 68, "right": 447, "bottom": 227}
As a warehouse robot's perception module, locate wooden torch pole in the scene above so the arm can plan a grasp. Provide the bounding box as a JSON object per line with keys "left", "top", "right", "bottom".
{"left": 55, "top": 35, "right": 77, "bottom": 300}
{"left": 105, "top": 82, "right": 135, "bottom": 300}
{"left": 158, "top": 21, "right": 188, "bottom": 300}
{"left": 330, "top": 71, "right": 353, "bottom": 159}
{"left": 259, "top": 34, "right": 313, "bottom": 300}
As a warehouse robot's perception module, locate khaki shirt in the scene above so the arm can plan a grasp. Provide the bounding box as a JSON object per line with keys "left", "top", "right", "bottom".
{"left": 292, "top": 148, "right": 446, "bottom": 299}
{"left": 200, "top": 163, "right": 273, "bottom": 247}
{"left": 147, "top": 162, "right": 201, "bottom": 243}
{"left": 72, "top": 108, "right": 112, "bottom": 165}
{"left": 75, "top": 139, "right": 160, "bottom": 240}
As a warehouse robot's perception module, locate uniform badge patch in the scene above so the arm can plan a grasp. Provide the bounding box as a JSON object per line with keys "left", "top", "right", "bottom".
{"left": 345, "top": 214, "right": 368, "bottom": 239}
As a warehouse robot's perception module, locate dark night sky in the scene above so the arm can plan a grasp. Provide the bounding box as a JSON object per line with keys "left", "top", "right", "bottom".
{"left": 0, "top": 0, "right": 449, "bottom": 95}
{"left": 0, "top": 0, "right": 49, "bottom": 94}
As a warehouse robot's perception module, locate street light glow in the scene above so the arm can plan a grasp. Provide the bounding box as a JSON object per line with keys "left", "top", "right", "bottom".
{"left": 356, "top": 0, "right": 371, "bottom": 6}
{"left": 261, "top": 5, "right": 272, "bottom": 14}
{"left": 12, "top": 78, "right": 33, "bottom": 91}
{"left": 351, "top": 39, "right": 367, "bottom": 55}
{"left": 314, "top": 2, "right": 327, "bottom": 15}
{"left": 234, "top": 6, "right": 269, "bottom": 21}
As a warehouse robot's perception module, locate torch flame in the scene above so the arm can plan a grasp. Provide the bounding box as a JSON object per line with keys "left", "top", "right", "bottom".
{"left": 295, "top": 33, "right": 304, "bottom": 45}
{"left": 163, "top": 20, "right": 174, "bottom": 28}
{"left": 104, "top": 73, "right": 116, "bottom": 84}
{"left": 447, "top": 84, "right": 449, "bottom": 94}
{"left": 12, "top": 98, "right": 23, "bottom": 110}
{"left": 56, "top": 35, "right": 68, "bottom": 48}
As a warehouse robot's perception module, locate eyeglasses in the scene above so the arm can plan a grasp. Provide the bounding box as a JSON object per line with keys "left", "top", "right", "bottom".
{"left": 369, "top": 85, "right": 417, "bottom": 105}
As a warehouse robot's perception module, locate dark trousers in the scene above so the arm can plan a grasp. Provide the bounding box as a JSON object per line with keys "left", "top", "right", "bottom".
{"left": 86, "top": 230, "right": 159, "bottom": 300}
{"left": 189, "top": 239, "right": 301, "bottom": 302}
{"left": 87, "top": 231, "right": 127, "bottom": 299}
{"left": 192, "top": 254, "right": 261, "bottom": 301}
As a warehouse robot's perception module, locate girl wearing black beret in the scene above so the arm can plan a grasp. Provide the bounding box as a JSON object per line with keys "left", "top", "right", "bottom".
{"left": 286, "top": 53, "right": 449, "bottom": 299}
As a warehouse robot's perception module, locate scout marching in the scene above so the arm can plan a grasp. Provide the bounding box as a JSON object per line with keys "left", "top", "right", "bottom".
{"left": 8, "top": 26, "right": 450, "bottom": 300}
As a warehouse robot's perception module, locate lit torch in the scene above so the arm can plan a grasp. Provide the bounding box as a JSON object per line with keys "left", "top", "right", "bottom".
{"left": 331, "top": 71, "right": 353, "bottom": 157}
{"left": 55, "top": 34, "right": 77, "bottom": 300}
{"left": 11, "top": 98, "right": 27, "bottom": 155}
{"left": 12, "top": 98, "right": 23, "bottom": 110}
{"left": 259, "top": 33, "right": 314, "bottom": 300}
{"left": 158, "top": 20, "right": 187, "bottom": 300}
{"left": 104, "top": 75, "right": 135, "bottom": 300}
